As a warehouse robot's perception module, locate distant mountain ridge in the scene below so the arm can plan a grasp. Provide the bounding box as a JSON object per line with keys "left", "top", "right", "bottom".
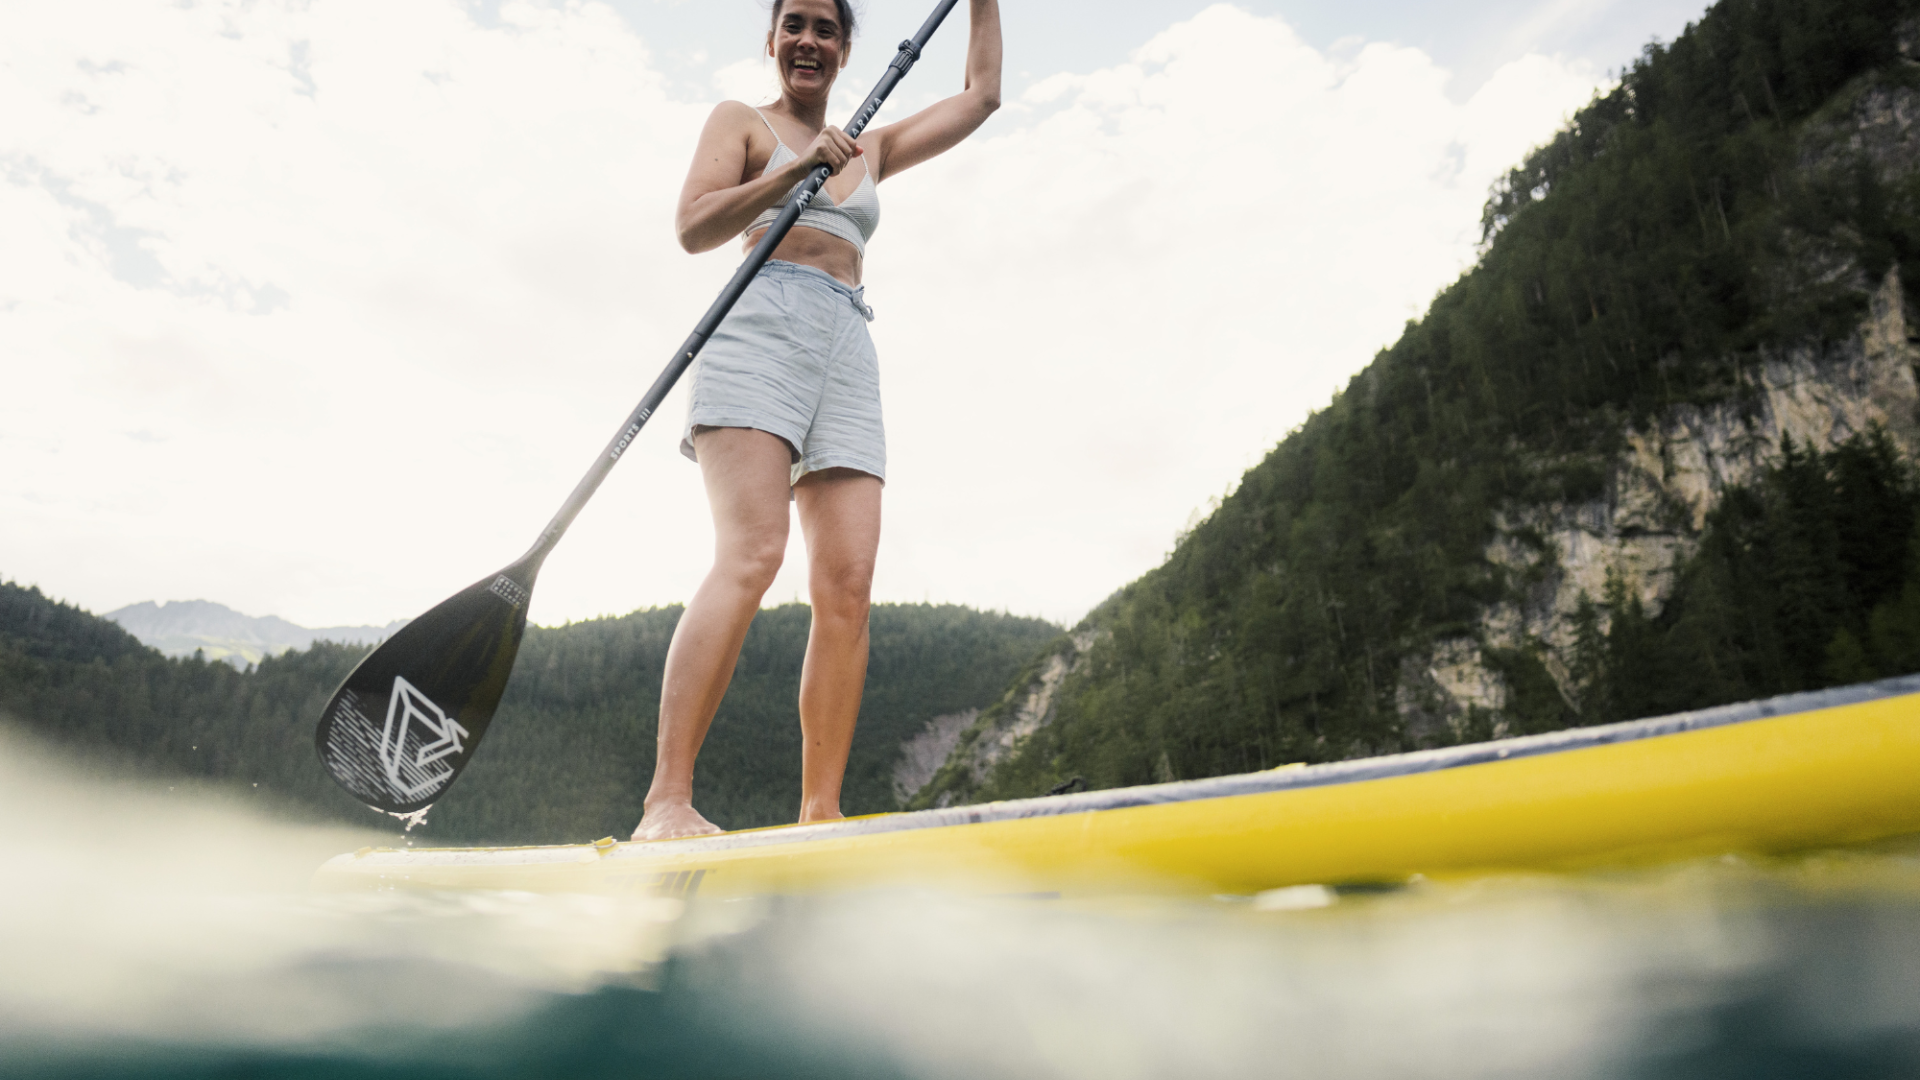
{"left": 105, "top": 599, "right": 406, "bottom": 667}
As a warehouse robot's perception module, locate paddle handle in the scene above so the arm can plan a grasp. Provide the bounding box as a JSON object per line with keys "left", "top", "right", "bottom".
{"left": 520, "top": 0, "right": 963, "bottom": 569}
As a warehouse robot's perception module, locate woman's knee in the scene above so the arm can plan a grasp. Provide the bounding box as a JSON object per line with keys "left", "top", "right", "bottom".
{"left": 717, "top": 536, "right": 787, "bottom": 593}
{"left": 810, "top": 558, "right": 874, "bottom": 619}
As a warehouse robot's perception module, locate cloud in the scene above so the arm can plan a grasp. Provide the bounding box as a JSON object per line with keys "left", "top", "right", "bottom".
{"left": 1502, "top": 0, "right": 1621, "bottom": 57}
{"left": 862, "top": 6, "right": 1601, "bottom": 621}
{"left": 0, "top": 1, "right": 1601, "bottom": 628}
{"left": 712, "top": 55, "right": 780, "bottom": 106}
{"left": 2, "top": 0, "right": 724, "bottom": 626}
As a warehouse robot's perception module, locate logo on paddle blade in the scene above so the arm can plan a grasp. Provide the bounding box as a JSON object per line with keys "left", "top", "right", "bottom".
{"left": 487, "top": 575, "right": 529, "bottom": 608}
{"left": 379, "top": 676, "right": 470, "bottom": 798}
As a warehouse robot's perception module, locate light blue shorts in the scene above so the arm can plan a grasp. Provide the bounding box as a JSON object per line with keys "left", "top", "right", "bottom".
{"left": 680, "top": 260, "right": 884, "bottom": 485}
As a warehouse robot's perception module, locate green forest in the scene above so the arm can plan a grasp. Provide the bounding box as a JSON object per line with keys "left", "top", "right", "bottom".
{"left": 0, "top": 583, "right": 1054, "bottom": 842}
{"left": 917, "top": 0, "right": 1920, "bottom": 805}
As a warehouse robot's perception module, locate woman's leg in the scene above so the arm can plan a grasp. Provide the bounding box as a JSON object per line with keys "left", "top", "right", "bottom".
{"left": 791, "top": 467, "right": 883, "bottom": 823}
{"left": 633, "top": 427, "right": 795, "bottom": 841}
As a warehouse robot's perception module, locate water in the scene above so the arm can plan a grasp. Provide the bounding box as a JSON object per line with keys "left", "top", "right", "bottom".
{"left": 5, "top": 730, "right": 1920, "bottom": 1079}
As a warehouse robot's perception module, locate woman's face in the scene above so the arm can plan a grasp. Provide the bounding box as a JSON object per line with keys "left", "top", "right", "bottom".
{"left": 768, "top": 0, "right": 848, "bottom": 100}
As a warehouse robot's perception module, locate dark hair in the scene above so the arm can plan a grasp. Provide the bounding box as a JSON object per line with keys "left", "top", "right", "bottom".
{"left": 769, "top": 0, "right": 858, "bottom": 50}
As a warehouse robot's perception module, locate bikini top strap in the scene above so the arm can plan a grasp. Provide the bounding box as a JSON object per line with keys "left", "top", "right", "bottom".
{"left": 751, "top": 107, "right": 786, "bottom": 149}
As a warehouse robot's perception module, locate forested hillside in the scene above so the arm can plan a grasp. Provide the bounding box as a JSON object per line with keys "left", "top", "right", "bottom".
{"left": 0, "top": 581, "right": 1054, "bottom": 841}
{"left": 916, "top": 0, "right": 1920, "bottom": 807}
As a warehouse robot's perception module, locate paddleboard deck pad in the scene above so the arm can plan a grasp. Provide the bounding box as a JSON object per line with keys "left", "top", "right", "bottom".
{"left": 315, "top": 674, "right": 1920, "bottom": 899}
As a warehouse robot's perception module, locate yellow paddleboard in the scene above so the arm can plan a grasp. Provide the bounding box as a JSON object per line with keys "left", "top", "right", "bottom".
{"left": 315, "top": 674, "right": 1920, "bottom": 899}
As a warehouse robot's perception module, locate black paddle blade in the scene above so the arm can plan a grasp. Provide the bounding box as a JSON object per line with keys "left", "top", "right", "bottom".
{"left": 314, "top": 562, "right": 536, "bottom": 813}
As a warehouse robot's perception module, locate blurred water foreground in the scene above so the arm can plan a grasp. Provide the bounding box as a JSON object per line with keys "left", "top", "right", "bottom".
{"left": 4, "top": 727, "right": 1920, "bottom": 1080}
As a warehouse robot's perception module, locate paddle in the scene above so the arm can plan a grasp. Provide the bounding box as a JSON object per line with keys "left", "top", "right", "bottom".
{"left": 315, "top": 0, "right": 965, "bottom": 815}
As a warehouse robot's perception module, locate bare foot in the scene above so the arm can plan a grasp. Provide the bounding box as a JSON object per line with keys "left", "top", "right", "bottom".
{"left": 798, "top": 806, "right": 845, "bottom": 825}
{"left": 631, "top": 801, "right": 724, "bottom": 841}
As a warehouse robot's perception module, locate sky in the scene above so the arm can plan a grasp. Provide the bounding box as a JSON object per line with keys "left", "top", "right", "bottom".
{"left": 1, "top": 0, "right": 1709, "bottom": 631}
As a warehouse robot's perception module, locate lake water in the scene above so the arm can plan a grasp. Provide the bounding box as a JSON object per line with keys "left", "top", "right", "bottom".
{"left": 5, "top": 731, "right": 1920, "bottom": 1079}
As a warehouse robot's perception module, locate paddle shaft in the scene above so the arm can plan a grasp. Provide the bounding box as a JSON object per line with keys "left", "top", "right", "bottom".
{"left": 520, "top": 0, "right": 963, "bottom": 570}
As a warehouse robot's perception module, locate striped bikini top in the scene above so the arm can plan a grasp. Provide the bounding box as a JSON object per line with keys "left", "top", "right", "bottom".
{"left": 747, "top": 109, "right": 880, "bottom": 254}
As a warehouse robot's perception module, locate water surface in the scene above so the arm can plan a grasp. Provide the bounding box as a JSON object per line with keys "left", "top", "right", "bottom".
{"left": 5, "top": 731, "right": 1919, "bottom": 1079}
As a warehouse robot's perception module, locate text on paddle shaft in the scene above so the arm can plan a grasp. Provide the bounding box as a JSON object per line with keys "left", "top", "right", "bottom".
{"left": 608, "top": 409, "right": 651, "bottom": 460}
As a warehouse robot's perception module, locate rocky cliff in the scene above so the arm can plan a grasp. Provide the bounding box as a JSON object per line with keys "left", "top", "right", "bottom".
{"left": 907, "top": 631, "right": 1086, "bottom": 808}
{"left": 1404, "top": 71, "right": 1920, "bottom": 740}
{"left": 1407, "top": 264, "right": 1917, "bottom": 741}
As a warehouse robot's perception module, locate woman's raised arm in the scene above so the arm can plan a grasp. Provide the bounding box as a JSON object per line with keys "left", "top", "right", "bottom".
{"left": 869, "top": 0, "right": 1001, "bottom": 182}
{"left": 675, "top": 101, "right": 862, "bottom": 253}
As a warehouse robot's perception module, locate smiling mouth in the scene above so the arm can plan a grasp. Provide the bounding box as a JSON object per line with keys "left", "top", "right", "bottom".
{"left": 792, "top": 58, "right": 822, "bottom": 73}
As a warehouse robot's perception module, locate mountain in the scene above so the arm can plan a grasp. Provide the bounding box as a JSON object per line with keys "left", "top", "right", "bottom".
{"left": 1, "top": 579, "right": 1057, "bottom": 841}
{"left": 104, "top": 599, "right": 407, "bottom": 667}
{"left": 910, "top": 0, "right": 1920, "bottom": 807}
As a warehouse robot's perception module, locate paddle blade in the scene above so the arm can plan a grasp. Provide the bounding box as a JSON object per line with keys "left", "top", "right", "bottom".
{"left": 314, "top": 564, "right": 535, "bottom": 813}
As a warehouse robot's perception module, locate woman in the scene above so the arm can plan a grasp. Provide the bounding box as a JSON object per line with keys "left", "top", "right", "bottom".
{"left": 633, "top": 0, "right": 1002, "bottom": 840}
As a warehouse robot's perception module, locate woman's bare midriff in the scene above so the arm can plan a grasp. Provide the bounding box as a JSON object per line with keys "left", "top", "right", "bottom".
{"left": 746, "top": 224, "right": 863, "bottom": 286}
